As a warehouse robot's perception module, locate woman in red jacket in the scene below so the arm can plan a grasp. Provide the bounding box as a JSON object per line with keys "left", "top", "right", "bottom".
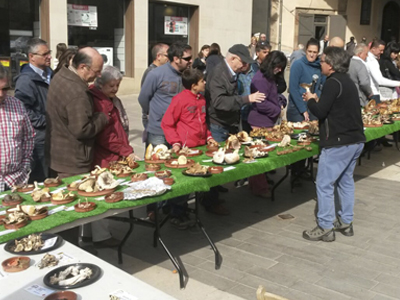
{"left": 90, "top": 66, "right": 140, "bottom": 168}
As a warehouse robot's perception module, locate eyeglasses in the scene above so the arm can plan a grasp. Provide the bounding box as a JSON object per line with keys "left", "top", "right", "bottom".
{"left": 33, "top": 50, "right": 52, "bottom": 57}
{"left": 85, "top": 65, "right": 102, "bottom": 75}
{"left": 181, "top": 56, "right": 192, "bottom": 62}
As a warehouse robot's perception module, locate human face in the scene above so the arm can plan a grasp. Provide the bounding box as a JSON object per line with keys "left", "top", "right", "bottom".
{"left": 0, "top": 78, "right": 9, "bottom": 104}
{"left": 100, "top": 79, "right": 121, "bottom": 99}
{"left": 257, "top": 48, "right": 270, "bottom": 63}
{"left": 371, "top": 45, "right": 385, "bottom": 59}
{"left": 194, "top": 78, "right": 206, "bottom": 93}
{"left": 158, "top": 46, "right": 169, "bottom": 65}
{"left": 273, "top": 66, "right": 282, "bottom": 75}
{"left": 390, "top": 51, "right": 398, "bottom": 61}
{"left": 84, "top": 56, "right": 103, "bottom": 83}
{"left": 260, "top": 34, "right": 267, "bottom": 41}
{"left": 232, "top": 55, "right": 249, "bottom": 73}
{"left": 306, "top": 45, "right": 319, "bottom": 62}
{"left": 202, "top": 48, "right": 210, "bottom": 58}
{"left": 320, "top": 54, "right": 332, "bottom": 76}
{"left": 176, "top": 50, "right": 192, "bottom": 72}
{"left": 30, "top": 44, "right": 52, "bottom": 69}
{"left": 358, "top": 47, "right": 369, "bottom": 61}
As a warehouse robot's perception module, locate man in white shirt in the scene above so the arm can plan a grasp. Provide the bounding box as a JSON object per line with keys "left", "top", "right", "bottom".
{"left": 319, "top": 35, "right": 329, "bottom": 55}
{"left": 366, "top": 39, "right": 400, "bottom": 102}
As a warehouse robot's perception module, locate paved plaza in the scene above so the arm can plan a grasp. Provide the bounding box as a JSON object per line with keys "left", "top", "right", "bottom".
{"left": 95, "top": 94, "right": 400, "bottom": 300}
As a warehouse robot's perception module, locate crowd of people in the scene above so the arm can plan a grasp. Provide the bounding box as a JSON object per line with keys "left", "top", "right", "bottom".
{"left": 1, "top": 31, "right": 397, "bottom": 243}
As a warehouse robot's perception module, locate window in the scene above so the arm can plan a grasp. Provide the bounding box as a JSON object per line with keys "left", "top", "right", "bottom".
{"left": 67, "top": 0, "right": 126, "bottom": 72}
{"left": 360, "top": 0, "right": 372, "bottom": 25}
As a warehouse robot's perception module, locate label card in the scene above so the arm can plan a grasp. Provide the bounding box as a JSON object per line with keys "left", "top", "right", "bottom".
{"left": 25, "top": 285, "right": 55, "bottom": 297}
{"left": 109, "top": 289, "right": 138, "bottom": 300}
{"left": 42, "top": 237, "right": 58, "bottom": 250}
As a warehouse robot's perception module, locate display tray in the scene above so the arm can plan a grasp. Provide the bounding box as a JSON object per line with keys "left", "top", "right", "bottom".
{"left": 2, "top": 256, "right": 30, "bottom": 273}
{"left": 244, "top": 152, "right": 269, "bottom": 159}
{"left": 74, "top": 202, "right": 96, "bottom": 213}
{"left": 105, "top": 192, "right": 124, "bottom": 203}
{"left": 116, "top": 172, "right": 134, "bottom": 178}
{"left": 182, "top": 169, "right": 212, "bottom": 177}
{"left": 265, "top": 137, "right": 283, "bottom": 142}
{"left": 16, "top": 186, "right": 35, "bottom": 193}
{"left": 28, "top": 209, "right": 48, "bottom": 221}
{"left": 178, "top": 149, "right": 203, "bottom": 157}
{"left": 44, "top": 291, "right": 77, "bottom": 300}
{"left": 2, "top": 198, "right": 23, "bottom": 207}
{"left": 77, "top": 188, "right": 115, "bottom": 197}
{"left": 43, "top": 180, "right": 62, "bottom": 188}
{"left": 4, "top": 218, "right": 28, "bottom": 230}
{"left": 50, "top": 197, "right": 75, "bottom": 205}
{"left": 206, "top": 144, "right": 219, "bottom": 151}
{"left": 164, "top": 159, "right": 195, "bottom": 168}
{"left": 66, "top": 184, "right": 79, "bottom": 191}
{"left": 37, "top": 196, "right": 52, "bottom": 203}
{"left": 131, "top": 174, "right": 148, "bottom": 182}
{"left": 154, "top": 170, "right": 171, "bottom": 179}
{"left": 208, "top": 166, "right": 224, "bottom": 174}
{"left": 205, "top": 149, "right": 232, "bottom": 157}
{"left": 145, "top": 164, "right": 161, "bottom": 171}
{"left": 4, "top": 233, "right": 63, "bottom": 255}
{"left": 363, "top": 123, "right": 383, "bottom": 128}
{"left": 212, "top": 160, "right": 240, "bottom": 166}
{"left": 144, "top": 158, "right": 167, "bottom": 164}
{"left": 43, "top": 263, "right": 101, "bottom": 290}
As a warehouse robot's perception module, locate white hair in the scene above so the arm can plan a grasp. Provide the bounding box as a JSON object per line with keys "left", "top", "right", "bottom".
{"left": 94, "top": 65, "right": 123, "bottom": 87}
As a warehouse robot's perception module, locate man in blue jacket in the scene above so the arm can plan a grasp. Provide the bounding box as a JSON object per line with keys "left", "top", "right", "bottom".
{"left": 15, "top": 38, "right": 53, "bottom": 182}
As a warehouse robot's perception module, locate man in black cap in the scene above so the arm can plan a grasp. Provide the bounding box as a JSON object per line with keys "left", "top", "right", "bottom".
{"left": 202, "top": 44, "right": 265, "bottom": 216}
{"left": 205, "top": 44, "right": 265, "bottom": 142}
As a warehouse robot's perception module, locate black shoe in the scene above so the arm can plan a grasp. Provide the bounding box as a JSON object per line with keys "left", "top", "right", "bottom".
{"left": 217, "top": 185, "right": 229, "bottom": 193}
{"left": 333, "top": 218, "right": 354, "bottom": 236}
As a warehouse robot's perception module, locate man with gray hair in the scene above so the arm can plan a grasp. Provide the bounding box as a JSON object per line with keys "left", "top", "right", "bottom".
{"left": 348, "top": 43, "right": 373, "bottom": 106}
{"left": 0, "top": 63, "right": 35, "bottom": 192}
{"left": 15, "top": 37, "right": 52, "bottom": 182}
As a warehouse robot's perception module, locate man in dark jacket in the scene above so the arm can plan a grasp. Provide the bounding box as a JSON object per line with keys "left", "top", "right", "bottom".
{"left": 206, "top": 44, "right": 265, "bottom": 141}
{"left": 15, "top": 38, "right": 53, "bottom": 182}
{"left": 302, "top": 47, "right": 365, "bottom": 242}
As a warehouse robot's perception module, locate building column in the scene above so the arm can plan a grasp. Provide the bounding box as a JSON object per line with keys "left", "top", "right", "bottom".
{"left": 41, "top": 0, "right": 68, "bottom": 67}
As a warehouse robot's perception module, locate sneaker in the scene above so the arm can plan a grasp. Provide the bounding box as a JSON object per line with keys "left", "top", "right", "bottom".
{"left": 333, "top": 217, "right": 354, "bottom": 236}
{"left": 303, "top": 225, "right": 335, "bottom": 242}
{"left": 235, "top": 179, "right": 249, "bottom": 188}
{"left": 205, "top": 204, "right": 230, "bottom": 215}
{"left": 170, "top": 217, "right": 189, "bottom": 230}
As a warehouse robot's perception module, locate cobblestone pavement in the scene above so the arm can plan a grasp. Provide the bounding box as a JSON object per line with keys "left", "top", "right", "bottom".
{"left": 97, "top": 94, "right": 400, "bottom": 300}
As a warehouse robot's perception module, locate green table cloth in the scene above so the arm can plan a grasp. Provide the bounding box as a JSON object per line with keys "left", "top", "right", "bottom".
{"left": 1, "top": 121, "right": 399, "bottom": 244}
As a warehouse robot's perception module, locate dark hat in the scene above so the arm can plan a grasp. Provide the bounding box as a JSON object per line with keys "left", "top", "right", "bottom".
{"left": 228, "top": 44, "right": 255, "bottom": 64}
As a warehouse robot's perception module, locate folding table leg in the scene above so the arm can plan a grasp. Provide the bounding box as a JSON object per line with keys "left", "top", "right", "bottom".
{"left": 271, "top": 166, "right": 289, "bottom": 201}
{"left": 117, "top": 210, "right": 134, "bottom": 264}
{"left": 194, "top": 192, "right": 222, "bottom": 269}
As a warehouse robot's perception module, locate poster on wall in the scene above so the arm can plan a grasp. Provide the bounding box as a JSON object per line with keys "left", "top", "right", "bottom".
{"left": 67, "top": 4, "right": 98, "bottom": 28}
{"left": 164, "top": 17, "right": 188, "bottom": 35}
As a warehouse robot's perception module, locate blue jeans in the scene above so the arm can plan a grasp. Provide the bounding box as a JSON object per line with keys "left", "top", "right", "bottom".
{"left": 316, "top": 143, "right": 364, "bottom": 229}
{"left": 210, "top": 123, "right": 234, "bottom": 143}
{"left": 146, "top": 132, "right": 170, "bottom": 148}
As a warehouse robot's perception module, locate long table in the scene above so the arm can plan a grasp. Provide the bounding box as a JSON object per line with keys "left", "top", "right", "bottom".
{"left": 1, "top": 121, "right": 399, "bottom": 288}
{"left": 0, "top": 238, "right": 178, "bottom": 300}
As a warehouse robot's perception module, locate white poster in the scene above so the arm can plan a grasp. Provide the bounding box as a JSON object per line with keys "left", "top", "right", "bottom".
{"left": 67, "top": 4, "right": 98, "bottom": 28}
{"left": 164, "top": 16, "right": 188, "bottom": 35}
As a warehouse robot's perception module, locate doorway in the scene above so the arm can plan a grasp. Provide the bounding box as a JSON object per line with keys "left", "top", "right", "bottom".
{"left": 381, "top": 1, "right": 400, "bottom": 43}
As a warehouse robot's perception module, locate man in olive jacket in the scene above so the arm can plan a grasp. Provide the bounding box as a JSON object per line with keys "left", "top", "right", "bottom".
{"left": 46, "top": 47, "right": 108, "bottom": 176}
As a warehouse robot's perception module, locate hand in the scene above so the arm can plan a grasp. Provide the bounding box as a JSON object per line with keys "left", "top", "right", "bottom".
{"left": 172, "top": 144, "right": 181, "bottom": 153}
{"left": 249, "top": 91, "right": 266, "bottom": 103}
{"left": 302, "top": 92, "right": 318, "bottom": 102}
{"left": 128, "top": 153, "right": 141, "bottom": 161}
{"left": 207, "top": 138, "right": 217, "bottom": 146}
{"left": 303, "top": 111, "right": 310, "bottom": 122}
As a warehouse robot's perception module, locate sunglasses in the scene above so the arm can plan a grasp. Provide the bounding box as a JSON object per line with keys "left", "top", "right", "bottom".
{"left": 181, "top": 56, "right": 192, "bottom": 62}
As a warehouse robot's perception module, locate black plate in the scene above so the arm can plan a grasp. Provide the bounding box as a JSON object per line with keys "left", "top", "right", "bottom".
{"left": 4, "top": 233, "right": 63, "bottom": 255}
{"left": 212, "top": 160, "right": 240, "bottom": 166}
{"left": 182, "top": 169, "right": 212, "bottom": 177}
{"left": 384, "top": 120, "right": 394, "bottom": 124}
{"left": 43, "top": 263, "right": 101, "bottom": 290}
